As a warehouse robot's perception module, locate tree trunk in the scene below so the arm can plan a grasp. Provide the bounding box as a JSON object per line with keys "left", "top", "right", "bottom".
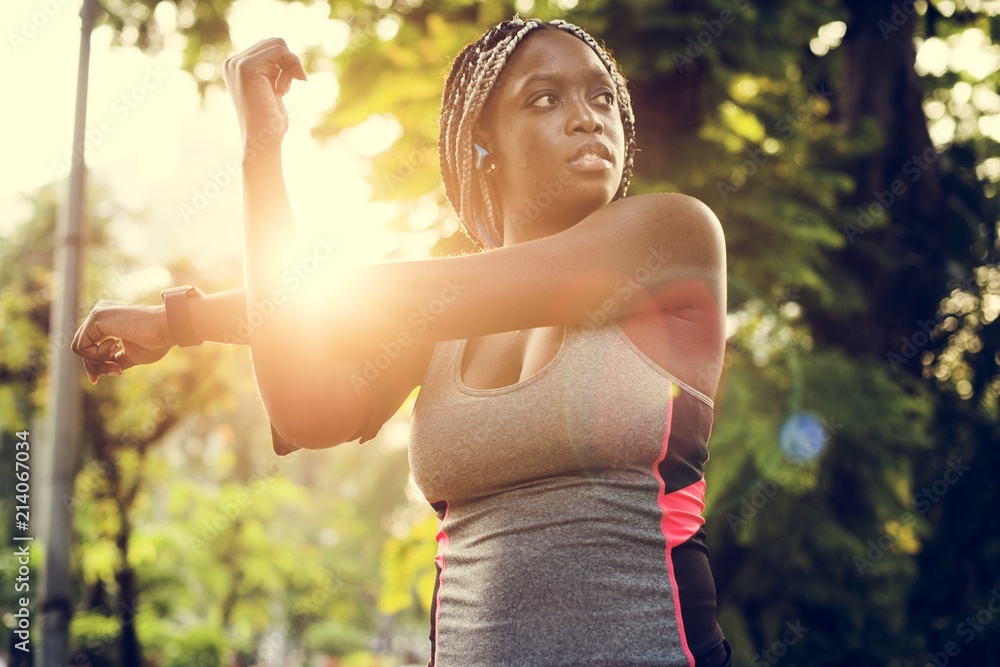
{"left": 815, "top": 0, "right": 954, "bottom": 361}
{"left": 115, "top": 522, "right": 142, "bottom": 667}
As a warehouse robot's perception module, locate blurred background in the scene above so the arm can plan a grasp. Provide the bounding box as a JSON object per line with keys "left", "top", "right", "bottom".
{"left": 1, "top": 0, "right": 998, "bottom": 665}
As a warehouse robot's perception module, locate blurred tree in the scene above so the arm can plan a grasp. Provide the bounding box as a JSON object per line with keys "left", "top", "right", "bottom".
{"left": 30, "top": 0, "right": 997, "bottom": 664}
{"left": 0, "top": 183, "right": 240, "bottom": 665}
{"left": 0, "top": 181, "right": 412, "bottom": 665}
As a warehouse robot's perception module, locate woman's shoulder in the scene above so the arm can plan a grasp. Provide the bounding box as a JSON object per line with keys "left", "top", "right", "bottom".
{"left": 588, "top": 192, "right": 727, "bottom": 297}
{"left": 600, "top": 192, "right": 725, "bottom": 241}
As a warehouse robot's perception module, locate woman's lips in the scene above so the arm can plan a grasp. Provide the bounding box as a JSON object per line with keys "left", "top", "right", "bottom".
{"left": 567, "top": 141, "right": 614, "bottom": 171}
{"left": 567, "top": 153, "right": 613, "bottom": 171}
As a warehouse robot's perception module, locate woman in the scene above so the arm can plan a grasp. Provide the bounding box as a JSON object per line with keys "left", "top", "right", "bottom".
{"left": 73, "top": 18, "right": 732, "bottom": 666}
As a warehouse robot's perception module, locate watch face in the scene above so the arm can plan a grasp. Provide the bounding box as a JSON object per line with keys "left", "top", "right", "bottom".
{"left": 161, "top": 285, "right": 197, "bottom": 299}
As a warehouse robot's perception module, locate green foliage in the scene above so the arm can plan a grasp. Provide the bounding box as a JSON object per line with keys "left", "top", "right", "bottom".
{"left": 7, "top": 0, "right": 995, "bottom": 665}
{"left": 378, "top": 511, "right": 438, "bottom": 617}
{"left": 159, "top": 626, "right": 226, "bottom": 667}
{"left": 303, "top": 618, "right": 369, "bottom": 656}
{"left": 100, "top": 0, "right": 234, "bottom": 96}
{"left": 1, "top": 175, "right": 415, "bottom": 662}
{"left": 69, "top": 612, "right": 122, "bottom": 667}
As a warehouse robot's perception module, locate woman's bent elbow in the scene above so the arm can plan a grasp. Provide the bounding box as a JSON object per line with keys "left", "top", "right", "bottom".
{"left": 262, "top": 379, "right": 367, "bottom": 450}
{"left": 253, "top": 355, "right": 369, "bottom": 449}
{"left": 269, "top": 409, "right": 357, "bottom": 450}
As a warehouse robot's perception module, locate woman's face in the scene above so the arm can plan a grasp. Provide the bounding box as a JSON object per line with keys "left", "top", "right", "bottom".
{"left": 477, "top": 29, "right": 626, "bottom": 240}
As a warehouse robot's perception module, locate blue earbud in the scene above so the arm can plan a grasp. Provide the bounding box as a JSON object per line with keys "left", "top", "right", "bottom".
{"left": 473, "top": 143, "right": 489, "bottom": 170}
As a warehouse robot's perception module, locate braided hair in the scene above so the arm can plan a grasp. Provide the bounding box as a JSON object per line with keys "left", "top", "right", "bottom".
{"left": 438, "top": 18, "right": 637, "bottom": 249}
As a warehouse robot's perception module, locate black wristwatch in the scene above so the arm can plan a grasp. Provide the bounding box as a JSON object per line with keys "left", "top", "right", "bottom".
{"left": 160, "top": 285, "right": 205, "bottom": 347}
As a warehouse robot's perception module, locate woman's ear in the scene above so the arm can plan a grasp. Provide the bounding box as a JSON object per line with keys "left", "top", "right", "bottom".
{"left": 472, "top": 129, "right": 493, "bottom": 155}
{"left": 472, "top": 129, "right": 496, "bottom": 170}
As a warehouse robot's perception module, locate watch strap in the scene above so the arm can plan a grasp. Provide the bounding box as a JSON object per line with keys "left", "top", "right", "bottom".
{"left": 160, "top": 286, "right": 204, "bottom": 347}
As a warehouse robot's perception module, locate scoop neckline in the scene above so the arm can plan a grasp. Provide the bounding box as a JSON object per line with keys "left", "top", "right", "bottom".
{"left": 454, "top": 325, "right": 569, "bottom": 396}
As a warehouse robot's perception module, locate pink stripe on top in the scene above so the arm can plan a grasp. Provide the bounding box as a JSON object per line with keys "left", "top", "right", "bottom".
{"left": 654, "top": 388, "right": 696, "bottom": 666}
{"left": 433, "top": 503, "right": 450, "bottom": 663}
{"left": 662, "top": 478, "right": 708, "bottom": 548}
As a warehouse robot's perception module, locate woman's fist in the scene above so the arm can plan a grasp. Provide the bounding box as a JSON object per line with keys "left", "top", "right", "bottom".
{"left": 223, "top": 38, "right": 307, "bottom": 152}
{"left": 72, "top": 301, "right": 174, "bottom": 384}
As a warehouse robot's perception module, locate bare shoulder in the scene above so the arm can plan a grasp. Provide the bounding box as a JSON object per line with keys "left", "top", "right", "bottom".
{"left": 601, "top": 192, "right": 725, "bottom": 251}
{"left": 577, "top": 192, "right": 727, "bottom": 314}
{"left": 608, "top": 195, "right": 728, "bottom": 398}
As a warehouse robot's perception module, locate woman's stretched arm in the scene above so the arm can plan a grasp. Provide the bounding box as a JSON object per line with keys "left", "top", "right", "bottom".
{"left": 219, "top": 39, "right": 392, "bottom": 450}
{"left": 319, "top": 192, "right": 727, "bottom": 351}
{"left": 72, "top": 190, "right": 723, "bottom": 455}
{"left": 70, "top": 282, "right": 423, "bottom": 452}
{"left": 74, "top": 41, "right": 387, "bottom": 450}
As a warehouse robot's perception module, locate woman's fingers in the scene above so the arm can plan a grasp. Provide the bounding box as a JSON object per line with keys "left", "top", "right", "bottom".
{"left": 113, "top": 346, "right": 139, "bottom": 371}
{"left": 82, "top": 337, "right": 122, "bottom": 384}
{"left": 95, "top": 337, "right": 118, "bottom": 358}
{"left": 83, "top": 356, "right": 122, "bottom": 385}
{"left": 73, "top": 316, "right": 108, "bottom": 361}
{"left": 268, "top": 44, "right": 307, "bottom": 81}
{"left": 226, "top": 39, "right": 306, "bottom": 81}
{"left": 223, "top": 39, "right": 305, "bottom": 147}
{"left": 276, "top": 68, "right": 294, "bottom": 95}
{"left": 73, "top": 301, "right": 170, "bottom": 382}
{"left": 226, "top": 39, "right": 306, "bottom": 93}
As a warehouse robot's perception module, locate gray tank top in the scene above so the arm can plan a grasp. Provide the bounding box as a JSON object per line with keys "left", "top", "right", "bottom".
{"left": 409, "top": 320, "right": 721, "bottom": 666}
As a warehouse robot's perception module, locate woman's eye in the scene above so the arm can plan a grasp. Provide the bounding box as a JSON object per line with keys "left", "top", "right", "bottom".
{"left": 532, "top": 94, "right": 559, "bottom": 107}
{"left": 597, "top": 91, "right": 615, "bottom": 105}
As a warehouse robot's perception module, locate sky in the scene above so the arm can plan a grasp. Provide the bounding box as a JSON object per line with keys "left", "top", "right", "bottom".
{"left": 1, "top": 0, "right": 436, "bottom": 303}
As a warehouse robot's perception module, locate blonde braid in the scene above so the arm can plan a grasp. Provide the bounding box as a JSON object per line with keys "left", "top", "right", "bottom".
{"left": 456, "top": 21, "right": 542, "bottom": 245}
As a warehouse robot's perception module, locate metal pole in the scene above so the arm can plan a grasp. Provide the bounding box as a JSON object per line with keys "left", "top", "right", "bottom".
{"left": 38, "top": 0, "right": 101, "bottom": 665}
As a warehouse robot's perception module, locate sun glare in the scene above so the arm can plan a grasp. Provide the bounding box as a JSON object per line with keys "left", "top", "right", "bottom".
{"left": 1, "top": 0, "right": 424, "bottom": 308}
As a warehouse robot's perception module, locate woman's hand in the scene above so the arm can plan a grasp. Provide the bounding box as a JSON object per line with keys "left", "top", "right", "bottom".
{"left": 71, "top": 301, "right": 174, "bottom": 385}
{"left": 223, "top": 38, "right": 307, "bottom": 152}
